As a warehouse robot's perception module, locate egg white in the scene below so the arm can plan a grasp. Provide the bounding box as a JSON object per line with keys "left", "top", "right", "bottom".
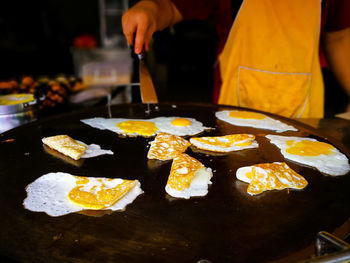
{"left": 266, "top": 135, "right": 350, "bottom": 176}
{"left": 82, "top": 117, "right": 211, "bottom": 137}
{"left": 23, "top": 172, "right": 143, "bottom": 217}
{"left": 153, "top": 117, "right": 209, "bottom": 136}
{"left": 236, "top": 162, "right": 308, "bottom": 195}
{"left": 165, "top": 167, "right": 213, "bottom": 199}
{"left": 215, "top": 110, "right": 297, "bottom": 133}
{"left": 236, "top": 162, "right": 296, "bottom": 184}
{"left": 42, "top": 136, "right": 113, "bottom": 160}
{"left": 190, "top": 134, "right": 258, "bottom": 153}
{"left": 77, "top": 141, "right": 114, "bottom": 158}
{"left": 147, "top": 133, "right": 190, "bottom": 160}
{"left": 236, "top": 166, "right": 252, "bottom": 184}
{"left": 81, "top": 118, "right": 158, "bottom": 137}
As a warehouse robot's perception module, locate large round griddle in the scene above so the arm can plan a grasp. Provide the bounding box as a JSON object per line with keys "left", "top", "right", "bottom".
{"left": 0, "top": 103, "right": 349, "bottom": 263}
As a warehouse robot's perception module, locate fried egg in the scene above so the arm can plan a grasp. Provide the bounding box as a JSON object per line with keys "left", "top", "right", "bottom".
{"left": 236, "top": 162, "right": 308, "bottom": 195}
{"left": 215, "top": 110, "right": 297, "bottom": 132}
{"left": 43, "top": 145, "right": 85, "bottom": 167}
{"left": 266, "top": 135, "right": 350, "bottom": 176}
{"left": 147, "top": 132, "right": 191, "bottom": 160}
{"left": 153, "top": 117, "right": 210, "bottom": 136}
{"left": 23, "top": 172, "right": 143, "bottom": 217}
{"left": 81, "top": 118, "right": 158, "bottom": 137}
{"left": 165, "top": 153, "right": 213, "bottom": 199}
{"left": 42, "top": 135, "right": 113, "bottom": 160}
{"left": 190, "top": 134, "right": 258, "bottom": 152}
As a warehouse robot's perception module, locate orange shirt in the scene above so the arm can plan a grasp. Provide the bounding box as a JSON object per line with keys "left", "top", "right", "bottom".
{"left": 172, "top": 0, "right": 350, "bottom": 103}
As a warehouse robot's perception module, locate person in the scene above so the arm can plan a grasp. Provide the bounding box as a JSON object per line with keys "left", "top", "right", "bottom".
{"left": 122, "top": 0, "right": 350, "bottom": 118}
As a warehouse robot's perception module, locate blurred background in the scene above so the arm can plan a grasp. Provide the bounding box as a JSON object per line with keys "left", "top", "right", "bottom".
{"left": 0, "top": 0, "right": 346, "bottom": 132}
{"left": 0, "top": 0, "right": 216, "bottom": 105}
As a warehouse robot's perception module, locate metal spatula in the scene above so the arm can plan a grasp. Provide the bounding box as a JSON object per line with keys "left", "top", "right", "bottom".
{"left": 137, "top": 51, "right": 158, "bottom": 104}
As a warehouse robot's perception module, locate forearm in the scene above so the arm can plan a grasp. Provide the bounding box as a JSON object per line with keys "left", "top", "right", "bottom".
{"left": 323, "top": 27, "right": 350, "bottom": 101}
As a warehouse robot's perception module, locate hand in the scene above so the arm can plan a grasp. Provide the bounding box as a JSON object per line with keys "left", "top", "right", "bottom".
{"left": 122, "top": 1, "right": 158, "bottom": 54}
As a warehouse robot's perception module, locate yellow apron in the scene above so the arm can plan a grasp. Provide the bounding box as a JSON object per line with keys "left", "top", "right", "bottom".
{"left": 218, "top": 0, "right": 324, "bottom": 118}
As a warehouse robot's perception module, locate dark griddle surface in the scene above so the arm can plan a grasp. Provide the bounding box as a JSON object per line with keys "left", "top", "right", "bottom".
{"left": 0, "top": 103, "right": 349, "bottom": 263}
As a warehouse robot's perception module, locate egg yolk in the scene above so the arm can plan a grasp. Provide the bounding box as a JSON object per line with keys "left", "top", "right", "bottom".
{"left": 68, "top": 177, "right": 136, "bottom": 210}
{"left": 117, "top": 120, "right": 158, "bottom": 136}
{"left": 42, "top": 135, "right": 87, "bottom": 160}
{"left": 235, "top": 141, "right": 253, "bottom": 147}
{"left": 229, "top": 111, "right": 266, "bottom": 120}
{"left": 147, "top": 132, "right": 190, "bottom": 160}
{"left": 247, "top": 162, "right": 308, "bottom": 195}
{"left": 193, "top": 134, "right": 254, "bottom": 148}
{"left": 285, "top": 140, "right": 334, "bottom": 156}
{"left": 167, "top": 153, "right": 203, "bottom": 191}
{"left": 171, "top": 118, "right": 192, "bottom": 127}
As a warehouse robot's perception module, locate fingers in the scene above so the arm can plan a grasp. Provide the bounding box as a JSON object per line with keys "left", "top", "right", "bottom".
{"left": 122, "top": 7, "right": 156, "bottom": 54}
{"left": 124, "top": 31, "right": 136, "bottom": 48}
{"left": 134, "top": 24, "right": 147, "bottom": 54}
{"left": 144, "top": 24, "right": 156, "bottom": 52}
{"left": 122, "top": 13, "right": 137, "bottom": 46}
{"left": 122, "top": 18, "right": 154, "bottom": 54}
{"left": 134, "top": 23, "right": 156, "bottom": 54}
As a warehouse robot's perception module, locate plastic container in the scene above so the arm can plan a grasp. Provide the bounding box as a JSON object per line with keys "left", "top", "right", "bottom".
{"left": 71, "top": 47, "right": 133, "bottom": 86}
{"left": 71, "top": 47, "right": 133, "bottom": 105}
